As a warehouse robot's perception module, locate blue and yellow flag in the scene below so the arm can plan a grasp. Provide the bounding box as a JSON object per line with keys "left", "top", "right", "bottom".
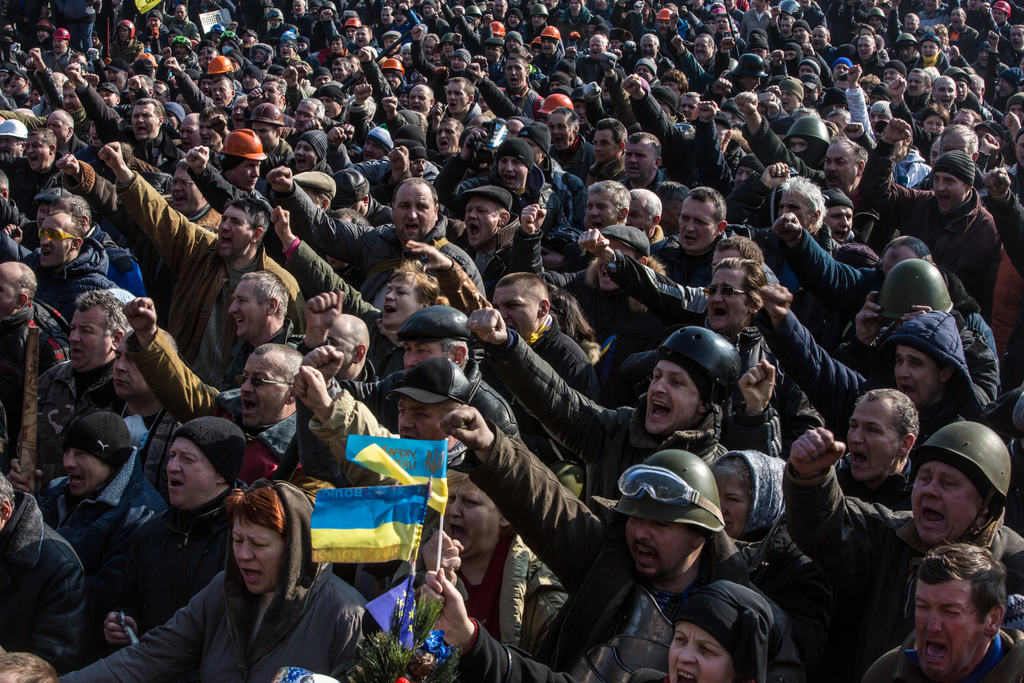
{"left": 310, "top": 483, "right": 430, "bottom": 563}
{"left": 346, "top": 434, "right": 448, "bottom": 513}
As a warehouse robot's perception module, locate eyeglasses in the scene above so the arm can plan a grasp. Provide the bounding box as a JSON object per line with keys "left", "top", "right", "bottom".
{"left": 236, "top": 374, "right": 292, "bottom": 389}
{"left": 38, "top": 227, "right": 77, "bottom": 241}
{"left": 701, "top": 284, "right": 748, "bottom": 297}
{"left": 618, "top": 464, "right": 724, "bottom": 524}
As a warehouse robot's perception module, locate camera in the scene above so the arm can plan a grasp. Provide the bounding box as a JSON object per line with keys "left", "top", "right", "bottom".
{"left": 466, "top": 118, "right": 508, "bottom": 172}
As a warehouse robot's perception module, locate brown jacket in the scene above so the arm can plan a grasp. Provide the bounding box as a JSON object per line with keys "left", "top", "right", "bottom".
{"left": 113, "top": 172, "right": 304, "bottom": 367}
{"left": 862, "top": 630, "right": 1024, "bottom": 683}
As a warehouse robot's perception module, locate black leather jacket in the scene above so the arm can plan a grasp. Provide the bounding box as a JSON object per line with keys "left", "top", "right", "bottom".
{"left": 0, "top": 492, "right": 89, "bottom": 673}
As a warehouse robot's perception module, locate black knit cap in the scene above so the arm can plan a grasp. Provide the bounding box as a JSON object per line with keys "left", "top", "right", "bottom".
{"left": 173, "top": 416, "right": 247, "bottom": 483}
{"left": 63, "top": 411, "right": 133, "bottom": 469}
{"left": 737, "top": 154, "right": 765, "bottom": 174}
{"left": 496, "top": 138, "right": 535, "bottom": 168}
{"left": 299, "top": 130, "right": 329, "bottom": 161}
{"left": 932, "top": 150, "right": 976, "bottom": 185}
{"left": 518, "top": 122, "right": 551, "bottom": 152}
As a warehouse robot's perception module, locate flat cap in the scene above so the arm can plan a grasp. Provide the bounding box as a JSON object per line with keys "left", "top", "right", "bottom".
{"left": 602, "top": 224, "right": 650, "bottom": 257}
{"left": 294, "top": 171, "right": 337, "bottom": 200}
{"left": 463, "top": 185, "right": 514, "bottom": 211}
{"left": 396, "top": 305, "right": 471, "bottom": 342}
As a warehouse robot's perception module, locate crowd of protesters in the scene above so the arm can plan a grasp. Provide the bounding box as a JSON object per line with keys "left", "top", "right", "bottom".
{"left": 2, "top": 0, "right": 1024, "bottom": 679}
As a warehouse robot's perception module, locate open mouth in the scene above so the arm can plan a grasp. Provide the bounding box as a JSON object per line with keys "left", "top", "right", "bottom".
{"left": 648, "top": 398, "right": 672, "bottom": 419}
{"left": 241, "top": 395, "right": 258, "bottom": 414}
{"left": 922, "top": 641, "right": 949, "bottom": 664}
{"left": 241, "top": 568, "right": 262, "bottom": 584}
{"left": 708, "top": 303, "right": 729, "bottom": 320}
{"left": 676, "top": 672, "right": 697, "bottom": 682}
{"left": 633, "top": 544, "right": 658, "bottom": 565}
{"left": 67, "top": 473, "right": 84, "bottom": 489}
{"left": 448, "top": 522, "right": 467, "bottom": 540}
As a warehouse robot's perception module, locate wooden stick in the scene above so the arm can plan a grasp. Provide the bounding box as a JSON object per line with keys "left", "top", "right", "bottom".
{"left": 18, "top": 326, "right": 39, "bottom": 493}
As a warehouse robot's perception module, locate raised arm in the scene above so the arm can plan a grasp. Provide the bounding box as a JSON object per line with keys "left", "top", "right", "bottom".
{"left": 441, "top": 406, "right": 607, "bottom": 591}
{"left": 466, "top": 309, "right": 622, "bottom": 465}
{"left": 123, "top": 298, "right": 220, "bottom": 422}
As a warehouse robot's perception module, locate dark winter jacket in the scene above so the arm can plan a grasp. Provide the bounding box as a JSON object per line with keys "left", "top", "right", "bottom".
{"left": 271, "top": 181, "right": 485, "bottom": 306}
{"left": 860, "top": 140, "right": 1001, "bottom": 318}
{"left": 479, "top": 332, "right": 778, "bottom": 504}
{"left": 38, "top": 452, "right": 167, "bottom": 656}
{"left": 757, "top": 309, "right": 985, "bottom": 445}
{"left": 464, "top": 427, "right": 754, "bottom": 673}
{"left": 0, "top": 302, "right": 69, "bottom": 455}
{"left": 2, "top": 234, "right": 118, "bottom": 323}
{"left": 0, "top": 492, "right": 88, "bottom": 673}
{"left": 113, "top": 489, "right": 231, "bottom": 642}
{"left": 784, "top": 463, "right": 1024, "bottom": 681}
{"left": 61, "top": 482, "right": 365, "bottom": 683}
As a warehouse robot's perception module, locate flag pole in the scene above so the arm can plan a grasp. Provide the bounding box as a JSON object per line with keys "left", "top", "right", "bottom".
{"left": 435, "top": 511, "right": 444, "bottom": 573}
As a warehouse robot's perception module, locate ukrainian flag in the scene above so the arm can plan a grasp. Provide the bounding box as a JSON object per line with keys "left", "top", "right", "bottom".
{"left": 311, "top": 483, "right": 431, "bottom": 563}
{"left": 346, "top": 435, "right": 448, "bottom": 513}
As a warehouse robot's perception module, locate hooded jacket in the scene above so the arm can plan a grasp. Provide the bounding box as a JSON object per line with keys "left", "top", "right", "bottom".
{"left": 758, "top": 310, "right": 984, "bottom": 447}
{"left": 26, "top": 235, "right": 119, "bottom": 323}
{"left": 0, "top": 491, "right": 88, "bottom": 673}
{"left": 62, "top": 481, "right": 365, "bottom": 683}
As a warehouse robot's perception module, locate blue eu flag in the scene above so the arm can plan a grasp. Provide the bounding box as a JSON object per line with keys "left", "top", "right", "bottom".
{"left": 366, "top": 574, "right": 416, "bottom": 648}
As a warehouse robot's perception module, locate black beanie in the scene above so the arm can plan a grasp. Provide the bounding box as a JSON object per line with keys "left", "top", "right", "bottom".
{"left": 932, "top": 150, "right": 976, "bottom": 185}
{"left": 299, "top": 129, "right": 329, "bottom": 161}
{"left": 518, "top": 122, "right": 551, "bottom": 152}
{"left": 173, "top": 416, "right": 247, "bottom": 483}
{"left": 496, "top": 137, "right": 534, "bottom": 168}
{"left": 737, "top": 153, "right": 765, "bottom": 174}
{"left": 394, "top": 123, "right": 427, "bottom": 147}
{"left": 63, "top": 411, "right": 133, "bottom": 469}
{"left": 220, "top": 152, "right": 246, "bottom": 171}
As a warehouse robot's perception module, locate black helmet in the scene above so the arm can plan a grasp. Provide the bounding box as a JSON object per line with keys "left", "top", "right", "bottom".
{"left": 784, "top": 116, "right": 831, "bottom": 168}
{"left": 657, "top": 327, "right": 740, "bottom": 405}
{"left": 913, "top": 422, "right": 1011, "bottom": 526}
{"left": 779, "top": 0, "right": 801, "bottom": 18}
{"left": 616, "top": 449, "right": 725, "bottom": 532}
{"left": 732, "top": 53, "right": 769, "bottom": 79}
{"left": 877, "top": 259, "right": 952, "bottom": 318}
{"left": 332, "top": 168, "right": 370, "bottom": 208}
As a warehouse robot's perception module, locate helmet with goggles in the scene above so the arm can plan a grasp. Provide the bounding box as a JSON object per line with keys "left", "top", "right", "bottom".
{"left": 616, "top": 450, "right": 724, "bottom": 532}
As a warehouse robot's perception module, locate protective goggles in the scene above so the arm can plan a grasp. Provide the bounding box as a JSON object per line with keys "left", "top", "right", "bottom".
{"left": 618, "top": 464, "right": 723, "bottom": 524}
{"left": 39, "top": 227, "right": 76, "bottom": 241}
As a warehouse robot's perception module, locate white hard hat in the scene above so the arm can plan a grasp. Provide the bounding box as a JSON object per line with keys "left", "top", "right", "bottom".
{"left": 0, "top": 119, "right": 28, "bottom": 140}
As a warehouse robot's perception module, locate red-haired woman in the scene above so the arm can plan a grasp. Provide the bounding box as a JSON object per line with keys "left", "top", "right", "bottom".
{"left": 62, "top": 481, "right": 365, "bottom": 682}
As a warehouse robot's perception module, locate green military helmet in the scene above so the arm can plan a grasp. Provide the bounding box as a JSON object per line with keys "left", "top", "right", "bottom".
{"left": 866, "top": 7, "right": 886, "bottom": 18}
{"left": 531, "top": 3, "right": 549, "bottom": 15}
{"left": 913, "top": 421, "right": 1011, "bottom": 522}
{"left": 1008, "top": 92, "right": 1024, "bottom": 109}
{"left": 895, "top": 32, "right": 919, "bottom": 47}
{"left": 877, "top": 258, "right": 952, "bottom": 318}
{"left": 441, "top": 32, "right": 457, "bottom": 43}
{"left": 616, "top": 450, "right": 725, "bottom": 532}
{"left": 784, "top": 115, "right": 830, "bottom": 167}
{"left": 466, "top": 4, "right": 483, "bottom": 16}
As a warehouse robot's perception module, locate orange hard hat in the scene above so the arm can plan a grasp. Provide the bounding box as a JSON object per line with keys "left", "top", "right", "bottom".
{"left": 345, "top": 17, "right": 361, "bottom": 27}
{"left": 490, "top": 21, "right": 506, "bottom": 36}
{"left": 207, "top": 55, "right": 234, "bottom": 74}
{"left": 222, "top": 129, "right": 267, "bottom": 160}
{"left": 538, "top": 93, "right": 573, "bottom": 114}
{"left": 381, "top": 57, "right": 405, "bottom": 73}
{"left": 657, "top": 8, "right": 674, "bottom": 19}
{"left": 540, "top": 25, "right": 561, "bottom": 40}
{"left": 531, "top": 36, "right": 543, "bottom": 47}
